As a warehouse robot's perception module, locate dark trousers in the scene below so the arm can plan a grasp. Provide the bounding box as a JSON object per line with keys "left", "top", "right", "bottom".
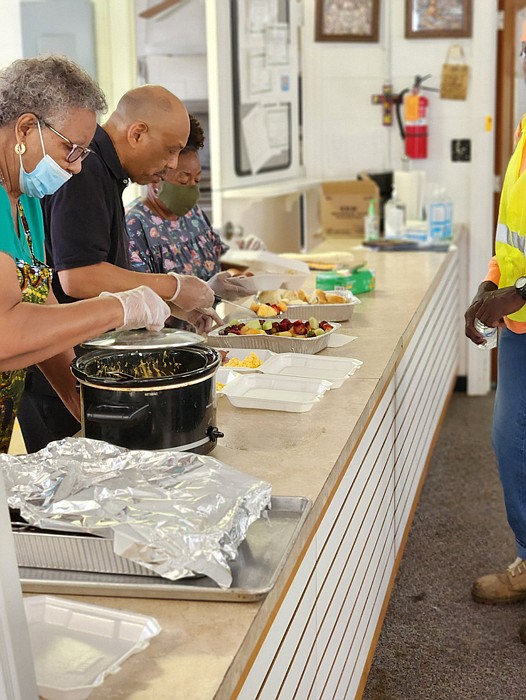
{"left": 17, "top": 370, "right": 80, "bottom": 453}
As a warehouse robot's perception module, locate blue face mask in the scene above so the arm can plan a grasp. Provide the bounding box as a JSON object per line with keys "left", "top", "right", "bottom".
{"left": 19, "top": 121, "right": 72, "bottom": 198}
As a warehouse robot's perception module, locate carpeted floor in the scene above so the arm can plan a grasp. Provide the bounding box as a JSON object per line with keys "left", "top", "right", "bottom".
{"left": 362, "top": 391, "right": 526, "bottom": 700}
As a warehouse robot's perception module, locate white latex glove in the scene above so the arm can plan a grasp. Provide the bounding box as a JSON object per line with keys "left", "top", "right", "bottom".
{"left": 208, "top": 271, "right": 248, "bottom": 300}
{"left": 169, "top": 304, "right": 224, "bottom": 335}
{"left": 235, "top": 235, "right": 267, "bottom": 251}
{"left": 100, "top": 286, "right": 170, "bottom": 332}
{"left": 167, "top": 272, "right": 215, "bottom": 310}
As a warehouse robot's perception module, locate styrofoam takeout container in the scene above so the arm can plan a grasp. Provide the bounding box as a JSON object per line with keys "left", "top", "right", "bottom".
{"left": 221, "top": 373, "right": 331, "bottom": 412}
{"left": 215, "top": 368, "right": 239, "bottom": 394}
{"left": 24, "top": 595, "right": 160, "bottom": 700}
{"left": 231, "top": 272, "right": 308, "bottom": 293}
{"left": 218, "top": 250, "right": 310, "bottom": 276}
{"left": 208, "top": 320, "right": 341, "bottom": 355}
{"left": 220, "top": 348, "right": 276, "bottom": 372}
{"left": 257, "top": 353, "right": 362, "bottom": 389}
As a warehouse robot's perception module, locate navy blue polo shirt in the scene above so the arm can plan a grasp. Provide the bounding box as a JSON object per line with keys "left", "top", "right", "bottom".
{"left": 42, "top": 124, "right": 130, "bottom": 304}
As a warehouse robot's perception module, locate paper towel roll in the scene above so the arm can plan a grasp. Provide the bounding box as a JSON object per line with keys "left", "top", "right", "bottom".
{"left": 394, "top": 170, "right": 426, "bottom": 220}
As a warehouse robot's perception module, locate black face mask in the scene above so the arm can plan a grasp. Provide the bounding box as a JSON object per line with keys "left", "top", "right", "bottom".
{"left": 157, "top": 182, "right": 200, "bottom": 216}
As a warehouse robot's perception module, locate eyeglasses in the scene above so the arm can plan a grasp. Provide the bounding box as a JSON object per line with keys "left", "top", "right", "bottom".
{"left": 41, "top": 121, "right": 92, "bottom": 163}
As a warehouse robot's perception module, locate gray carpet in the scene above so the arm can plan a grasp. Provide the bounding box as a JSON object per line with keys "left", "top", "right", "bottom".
{"left": 362, "top": 392, "right": 526, "bottom": 700}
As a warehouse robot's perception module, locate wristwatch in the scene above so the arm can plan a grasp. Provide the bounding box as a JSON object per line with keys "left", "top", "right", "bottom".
{"left": 515, "top": 276, "right": 526, "bottom": 300}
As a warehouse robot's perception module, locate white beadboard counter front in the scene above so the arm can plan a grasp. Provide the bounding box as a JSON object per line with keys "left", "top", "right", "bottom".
{"left": 51, "top": 241, "right": 460, "bottom": 700}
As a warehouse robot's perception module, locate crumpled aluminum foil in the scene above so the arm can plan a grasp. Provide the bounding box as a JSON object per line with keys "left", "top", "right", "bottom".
{"left": 1, "top": 437, "right": 271, "bottom": 587}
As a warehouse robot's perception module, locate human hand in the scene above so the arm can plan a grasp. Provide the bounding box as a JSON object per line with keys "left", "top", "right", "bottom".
{"left": 100, "top": 286, "right": 170, "bottom": 332}
{"left": 208, "top": 271, "right": 249, "bottom": 300}
{"left": 235, "top": 235, "right": 267, "bottom": 251}
{"left": 464, "top": 283, "right": 523, "bottom": 344}
{"left": 169, "top": 304, "right": 223, "bottom": 335}
{"left": 167, "top": 272, "right": 215, "bottom": 310}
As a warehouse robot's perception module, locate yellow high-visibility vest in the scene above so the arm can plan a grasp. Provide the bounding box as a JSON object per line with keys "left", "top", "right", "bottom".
{"left": 496, "top": 117, "right": 526, "bottom": 322}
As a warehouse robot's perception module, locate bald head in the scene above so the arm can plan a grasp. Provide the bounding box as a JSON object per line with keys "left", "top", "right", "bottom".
{"left": 104, "top": 84, "right": 190, "bottom": 185}
{"left": 114, "top": 85, "right": 186, "bottom": 126}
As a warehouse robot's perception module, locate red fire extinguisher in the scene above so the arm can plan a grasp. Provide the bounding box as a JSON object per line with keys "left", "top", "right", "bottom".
{"left": 404, "top": 89, "right": 429, "bottom": 159}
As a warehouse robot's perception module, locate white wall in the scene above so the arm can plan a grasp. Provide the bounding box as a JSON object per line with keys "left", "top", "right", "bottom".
{"left": 0, "top": 0, "right": 22, "bottom": 66}
{"left": 302, "top": 0, "right": 497, "bottom": 393}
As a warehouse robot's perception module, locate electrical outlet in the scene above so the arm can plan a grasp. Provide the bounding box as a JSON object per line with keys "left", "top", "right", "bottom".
{"left": 451, "top": 139, "right": 471, "bottom": 162}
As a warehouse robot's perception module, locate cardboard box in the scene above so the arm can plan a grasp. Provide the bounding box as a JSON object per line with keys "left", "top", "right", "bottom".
{"left": 320, "top": 179, "right": 380, "bottom": 237}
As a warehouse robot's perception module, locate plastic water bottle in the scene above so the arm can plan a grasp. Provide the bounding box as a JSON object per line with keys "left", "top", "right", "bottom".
{"left": 364, "top": 199, "right": 379, "bottom": 241}
{"left": 384, "top": 187, "right": 406, "bottom": 238}
{"left": 474, "top": 319, "right": 497, "bottom": 349}
{"left": 424, "top": 186, "right": 453, "bottom": 241}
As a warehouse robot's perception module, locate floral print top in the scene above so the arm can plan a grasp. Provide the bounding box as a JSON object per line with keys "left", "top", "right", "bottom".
{"left": 125, "top": 198, "right": 228, "bottom": 280}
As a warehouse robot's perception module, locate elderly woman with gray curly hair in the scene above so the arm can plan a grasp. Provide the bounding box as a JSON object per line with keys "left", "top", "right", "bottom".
{"left": 0, "top": 55, "right": 170, "bottom": 453}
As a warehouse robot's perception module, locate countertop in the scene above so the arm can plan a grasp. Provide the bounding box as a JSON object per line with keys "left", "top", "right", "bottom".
{"left": 44, "top": 241, "right": 457, "bottom": 700}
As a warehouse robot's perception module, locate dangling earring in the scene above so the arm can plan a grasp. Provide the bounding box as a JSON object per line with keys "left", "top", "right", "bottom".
{"left": 14, "top": 142, "right": 26, "bottom": 155}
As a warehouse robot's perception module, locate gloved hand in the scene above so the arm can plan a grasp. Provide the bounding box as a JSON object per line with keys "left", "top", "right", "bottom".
{"left": 167, "top": 272, "right": 215, "bottom": 310}
{"left": 207, "top": 271, "right": 249, "bottom": 300}
{"left": 100, "top": 286, "right": 170, "bottom": 332}
{"left": 235, "top": 235, "right": 267, "bottom": 251}
{"left": 169, "top": 304, "right": 223, "bottom": 335}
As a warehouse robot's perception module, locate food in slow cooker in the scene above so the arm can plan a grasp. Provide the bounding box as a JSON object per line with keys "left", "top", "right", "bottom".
{"left": 219, "top": 318, "right": 334, "bottom": 338}
{"left": 89, "top": 352, "right": 182, "bottom": 380}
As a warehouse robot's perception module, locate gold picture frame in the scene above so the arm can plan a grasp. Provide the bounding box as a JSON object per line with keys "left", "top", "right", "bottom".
{"left": 405, "top": 0, "right": 472, "bottom": 39}
{"left": 315, "top": 0, "right": 380, "bottom": 43}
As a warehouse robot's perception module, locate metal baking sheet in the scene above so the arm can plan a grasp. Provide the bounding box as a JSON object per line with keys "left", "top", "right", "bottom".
{"left": 18, "top": 496, "right": 311, "bottom": 603}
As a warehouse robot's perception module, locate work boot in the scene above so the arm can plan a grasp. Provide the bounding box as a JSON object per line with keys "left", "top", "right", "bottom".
{"left": 472, "top": 557, "right": 526, "bottom": 604}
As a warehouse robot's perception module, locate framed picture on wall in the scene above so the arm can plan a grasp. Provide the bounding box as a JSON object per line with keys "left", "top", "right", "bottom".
{"left": 315, "top": 0, "right": 380, "bottom": 43}
{"left": 405, "top": 0, "right": 472, "bottom": 39}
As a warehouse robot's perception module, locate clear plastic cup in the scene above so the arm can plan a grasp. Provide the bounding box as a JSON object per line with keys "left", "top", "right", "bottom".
{"left": 474, "top": 318, "right": 498, "bottom": 350}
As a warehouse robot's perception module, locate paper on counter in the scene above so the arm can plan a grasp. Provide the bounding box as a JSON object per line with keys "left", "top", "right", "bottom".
{"left": 327, "top": 333, "right": 357, "bottom": 348}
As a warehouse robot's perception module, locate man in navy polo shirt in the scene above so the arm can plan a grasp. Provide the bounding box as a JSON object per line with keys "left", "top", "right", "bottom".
{"left": 18, "top": 85, "right": 220, "bottom": 452}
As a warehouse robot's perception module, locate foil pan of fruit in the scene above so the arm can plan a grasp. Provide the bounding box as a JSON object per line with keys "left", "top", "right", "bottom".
{"left": 208, "top": 318, "right": 340, "bottom": 354}
{"left": 256, "top": 289, "right": 360, "bottom": 323}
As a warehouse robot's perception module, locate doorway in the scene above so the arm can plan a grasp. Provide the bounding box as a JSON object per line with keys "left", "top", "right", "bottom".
{"left": 493, "top": 0, "right": 526, "bottom": 381}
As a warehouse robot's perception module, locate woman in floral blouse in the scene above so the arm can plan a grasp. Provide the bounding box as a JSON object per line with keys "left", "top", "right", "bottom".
{"left": 126, "top": 115, "right": 248, "bottom": 301}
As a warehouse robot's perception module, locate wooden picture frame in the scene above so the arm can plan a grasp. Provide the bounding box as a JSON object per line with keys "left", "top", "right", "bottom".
{"left": 315, "top": 0, "right": 380, "bottom": 43}
{"left": 405, "top": 0, "right": 472, "bottom": 39}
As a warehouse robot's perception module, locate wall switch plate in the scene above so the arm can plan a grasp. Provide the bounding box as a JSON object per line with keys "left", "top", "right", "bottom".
{"left": 451, "top": 139, "right": 471, "bottom": 162}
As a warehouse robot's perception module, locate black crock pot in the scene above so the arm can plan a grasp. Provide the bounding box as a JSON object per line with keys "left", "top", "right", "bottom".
{"left": 71, "top": 345, "right": 223, "bottom": 454}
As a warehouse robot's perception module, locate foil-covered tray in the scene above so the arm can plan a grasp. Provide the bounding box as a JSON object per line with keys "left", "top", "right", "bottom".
{"left": 18, "top": 496, "right": 311, "bottom": 603}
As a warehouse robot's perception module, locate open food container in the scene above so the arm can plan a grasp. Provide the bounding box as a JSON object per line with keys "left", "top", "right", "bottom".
{"left": 257, "top": 353, "right": 363, "bottom": 388}
{"left": 25, "top": 595, "right": 160, "bottom": 700}
{"left": 75, "top": 329, "right": 223, "bottom": 454}
{"left": 221, "top": 374, "right": 331, "bottom": 412}
{"left": 221, "top": 348, "right": 276, "bottom": 372}
{"left": 208, "top": 319, "right": 340, "bottom": 355}
{"left": 257, "top": 288, "right": 361, "bottom": 322}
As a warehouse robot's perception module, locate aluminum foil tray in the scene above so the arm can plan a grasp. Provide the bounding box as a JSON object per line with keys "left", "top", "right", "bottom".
{"left": 284, "top": 302, "right": 356, "bottom": 323}
{"left": 13, "top": 524, "right": 153, "bottom": 577}
{"left": 208, "top": 321, "right": 341, "bottom": 354}
{"left": 18, "top": 496, "right": 311, "bottom": 603}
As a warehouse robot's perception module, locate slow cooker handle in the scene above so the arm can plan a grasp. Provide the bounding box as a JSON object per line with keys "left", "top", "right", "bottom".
{"left": 86, "top": 403, "right": 150, "bottom": 425}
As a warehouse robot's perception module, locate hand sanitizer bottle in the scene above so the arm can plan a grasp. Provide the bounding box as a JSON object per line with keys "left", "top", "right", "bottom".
{"left": 364, "top": 199, "right": 379, "bottom": 241}
{"left": 384, "top": 187, "right": 406, "bottom": 238}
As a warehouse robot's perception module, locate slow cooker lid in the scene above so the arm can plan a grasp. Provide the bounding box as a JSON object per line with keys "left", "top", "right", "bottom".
{"left": 81, "top": 328, "right": 204, "bottom": 351}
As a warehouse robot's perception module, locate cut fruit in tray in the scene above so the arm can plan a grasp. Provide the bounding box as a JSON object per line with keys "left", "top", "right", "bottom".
{"left": 219, "top": 317, "right": 334, "bottom": 338}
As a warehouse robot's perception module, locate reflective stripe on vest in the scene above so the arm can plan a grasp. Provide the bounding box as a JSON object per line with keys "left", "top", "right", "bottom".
{"left": 496, "top": 222, "right": 526, "bottom": 255}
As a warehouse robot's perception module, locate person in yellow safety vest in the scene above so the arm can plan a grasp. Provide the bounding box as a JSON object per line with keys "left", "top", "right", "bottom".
{"left": 465, "top": 113, "right": 526, "bottom": 644}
